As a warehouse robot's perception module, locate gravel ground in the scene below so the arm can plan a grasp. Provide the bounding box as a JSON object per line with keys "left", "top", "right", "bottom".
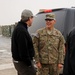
{"left": 0, "top": 35, "right": 12, "bottom": 64}
{"left": 0, "top": 35, "right": 17, "bottom": 75}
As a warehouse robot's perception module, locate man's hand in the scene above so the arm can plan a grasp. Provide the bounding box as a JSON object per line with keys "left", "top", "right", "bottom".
{"left": 58, "top": 64, "right": 63, "bottom": 69}
{"left": 58, "top": 64, "right": 63, "bottom": 74}
{"left": 36, "top": 62, "right": 42, "bottom": 68}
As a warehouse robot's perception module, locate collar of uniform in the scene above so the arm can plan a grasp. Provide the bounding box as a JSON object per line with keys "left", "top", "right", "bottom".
{"left": 45, "top": 27, "right": 60, "bottom": 36}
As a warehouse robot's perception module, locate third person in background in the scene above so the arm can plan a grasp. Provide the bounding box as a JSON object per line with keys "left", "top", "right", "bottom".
{"left": 63, "top": 27, "right": 75, "bottom": 75}
{"left": 32, "top": 13, "right": 65, "bottom": 75}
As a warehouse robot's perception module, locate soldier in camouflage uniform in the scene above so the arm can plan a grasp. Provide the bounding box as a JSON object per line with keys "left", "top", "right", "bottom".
{"left": 32, "top": 13, "right": 65, "bottom": 75}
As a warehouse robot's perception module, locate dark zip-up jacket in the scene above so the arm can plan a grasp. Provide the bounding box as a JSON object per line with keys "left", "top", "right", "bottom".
{"left": 63, "top": 27, "right": 75, "bottom": 75}
{"left": 11, "top": 21, "right": 35, "bottom": 66}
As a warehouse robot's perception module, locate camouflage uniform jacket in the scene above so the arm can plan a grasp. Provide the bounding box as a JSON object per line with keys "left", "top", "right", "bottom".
{"left": 32, "top": 27, "right": 65, "bottom": 64}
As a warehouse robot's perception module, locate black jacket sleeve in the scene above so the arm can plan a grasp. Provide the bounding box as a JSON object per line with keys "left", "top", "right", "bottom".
{"left": 63, "top": 31, "right": 75, "bottom": 75}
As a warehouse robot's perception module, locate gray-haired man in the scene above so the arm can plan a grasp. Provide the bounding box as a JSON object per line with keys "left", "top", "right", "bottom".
{"left": 11, "top": 9, "right": 36, "bottom": 75}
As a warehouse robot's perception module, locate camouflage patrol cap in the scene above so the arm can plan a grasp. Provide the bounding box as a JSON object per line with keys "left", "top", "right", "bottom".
{"left": 45, "top": 13, "right": 55, "bottom": 20}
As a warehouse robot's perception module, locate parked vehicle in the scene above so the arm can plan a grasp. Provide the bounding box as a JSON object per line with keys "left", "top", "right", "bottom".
{"left": 28, "top": 7, "right": 75, "bottom": 75}
{"left": 29, "top": 7, "right": 75, "bottom": 41}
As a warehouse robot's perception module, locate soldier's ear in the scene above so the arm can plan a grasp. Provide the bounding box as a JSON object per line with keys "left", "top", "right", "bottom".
{"left": 54, "top": 20, "right": 56, "bottom": 24}
{"left": 54, "top": 20, "right": 56, "bottom": 22}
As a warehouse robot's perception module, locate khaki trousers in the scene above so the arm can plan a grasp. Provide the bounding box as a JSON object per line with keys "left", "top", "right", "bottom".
{"left": 37, "top": 64, "right": 59, "bottom": 75}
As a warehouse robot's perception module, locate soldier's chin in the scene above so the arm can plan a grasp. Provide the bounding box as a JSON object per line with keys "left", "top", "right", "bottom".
{"left": 46, "top": 26, "right": 51, "bottom": 29}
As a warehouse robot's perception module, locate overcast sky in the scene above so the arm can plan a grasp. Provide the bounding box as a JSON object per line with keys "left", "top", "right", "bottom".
{"left": 0, "top": 0, "right": 75, "bottom": 25}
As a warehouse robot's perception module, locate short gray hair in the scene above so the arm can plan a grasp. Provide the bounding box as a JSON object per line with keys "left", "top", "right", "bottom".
{"left": 21, "top": 9, "right": 33, "bottom": 22}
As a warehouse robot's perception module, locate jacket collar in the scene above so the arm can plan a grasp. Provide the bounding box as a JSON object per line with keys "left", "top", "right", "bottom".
{"left": 18, "top": 20, "right": 28, "bottom": 29}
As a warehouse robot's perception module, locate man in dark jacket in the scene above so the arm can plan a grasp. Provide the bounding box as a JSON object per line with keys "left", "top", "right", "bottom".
{"left": 11, "top": 9, "right": 36, "bottom": 75}
{"left": 63, "top": 27, "right": 75, "bottom": 75}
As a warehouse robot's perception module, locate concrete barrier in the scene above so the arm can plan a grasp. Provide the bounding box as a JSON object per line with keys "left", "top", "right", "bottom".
{"left": 2, "top": 25, "right": 11, "bottom": 37}
{"left": 0, "top": 26, "right": 2, "bottom": 35}
{"left": 1, "top": 23, "right": 17, "bottom": 37}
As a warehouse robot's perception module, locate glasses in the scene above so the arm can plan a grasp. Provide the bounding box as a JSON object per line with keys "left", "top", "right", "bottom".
{"left": 45, "top": 19, "right": 54, "bottom": 21}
